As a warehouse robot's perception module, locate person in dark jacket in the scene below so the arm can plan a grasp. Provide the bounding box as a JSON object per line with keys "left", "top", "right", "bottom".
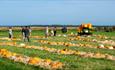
{"left": 54, "top": 27, "right": 57, "bottom": 36}
{"left": 61, "top": 26, "right": 67, "bottom": 33}
{"left": 23, "top": 26, "right": 30, "bottom": 42}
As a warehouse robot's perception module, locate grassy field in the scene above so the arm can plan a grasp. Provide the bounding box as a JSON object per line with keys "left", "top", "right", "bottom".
{"left": 0, "top": 29, "right": 115, "bottom": 70}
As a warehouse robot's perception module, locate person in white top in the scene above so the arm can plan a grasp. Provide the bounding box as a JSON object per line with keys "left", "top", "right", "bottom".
{"left": 50, "top": 27, "right": 54, "bottom": 36}
{"left": 8, "top": 27, "right": 13, "bottom": 39}
{"left": 45, "top": 26, "right": 49, "bottom": 38}
{"left": 21, "top": 27, "right": 25, "bottom": 40}
{"left": 29, "top": 27, "right": 32, "bottom": 36}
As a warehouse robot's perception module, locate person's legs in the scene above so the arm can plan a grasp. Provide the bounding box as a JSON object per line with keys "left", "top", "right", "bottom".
{"left": 27, "top": 36, "right": 30, "bottom": 42}
{"left": 9, "top": 34, "right": 11, "bottom": 38}
{"left": 24, "top": 34, "right": 27, "bottom": 42}
{"left": 45, "top": 32, "right": 49, "bottom": 38}
{"left": 54, "top": 31, "right": 56, "bottom": 36}
{"left": 11, "top": 33, "right": 13, "bottom": 39}
{"left": 24, "top": 37, "right": 26, "bottom": 42}
{"left": 45, "top": 33, "right": 48, "bottom": 38}
{"left": 23, "top": 33, "right": 25, "bottom": 40}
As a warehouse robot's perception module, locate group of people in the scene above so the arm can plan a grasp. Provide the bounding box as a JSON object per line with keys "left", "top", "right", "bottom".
{"left": 45, "top": 27, "right": 57, "bottom": 38}
{"left": 8, "top": 26, "right": 31, "bottom": 42}
{"left": 8, "top": 26, "right": 68, "bottom": 41}
{"left": 45, "top": 26, "right": 67, "bottom": 38}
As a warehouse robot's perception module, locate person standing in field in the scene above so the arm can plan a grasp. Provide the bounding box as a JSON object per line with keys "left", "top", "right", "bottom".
{"left": 29, "top": 27, "right": 32, "bottom": 36}
{"left": 61, "top": 26, "right": 67, "bottom": 33}
{"left": 45, "top": 26, "right": 49, "bottom": 38}
{"left": 50, "top": 27, "right": 54, "bottom": 36}
{"left": 21, "top": 27, "right": 25, "bottom": 40}
{"left": 23, "top": 26, "right": 30, "bottom": 42}
{"left": 54, "top": 27, "right": 57, "bottom": 36}
{"left": 61, "top": 26, "right": 67, "bottom": 37}
{"left": 8, "top": 27, "right": 13, "bottom": 39}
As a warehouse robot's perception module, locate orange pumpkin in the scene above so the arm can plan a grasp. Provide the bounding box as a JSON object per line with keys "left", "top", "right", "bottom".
{"left": 28, "top": 57, "right": 41, "bottom": 65}
{"left": 51, "top": 62, "right": 63, "bottom": 69}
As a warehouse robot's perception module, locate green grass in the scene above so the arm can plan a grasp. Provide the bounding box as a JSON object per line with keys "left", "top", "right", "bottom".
{"left": 0, "top": 29, "right": 115, "bottom": 70}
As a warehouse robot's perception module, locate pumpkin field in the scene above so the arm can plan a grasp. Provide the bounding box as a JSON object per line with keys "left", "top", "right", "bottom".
{"left": 0, "top": 28, "right": 115, "bottom": 70}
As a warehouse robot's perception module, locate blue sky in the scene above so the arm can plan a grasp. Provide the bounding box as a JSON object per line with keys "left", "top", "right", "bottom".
{"left": 0, "top": 0, "right": 115, "bottom": 25}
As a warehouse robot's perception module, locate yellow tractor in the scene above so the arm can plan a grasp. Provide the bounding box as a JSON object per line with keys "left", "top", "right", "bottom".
{"left": 78, "top": 23, "right": 93, "bottom": 35}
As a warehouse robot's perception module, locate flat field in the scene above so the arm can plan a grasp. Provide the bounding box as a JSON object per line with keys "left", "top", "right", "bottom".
{"left": 0, "top": 29, "right": 115, "bottom": 70}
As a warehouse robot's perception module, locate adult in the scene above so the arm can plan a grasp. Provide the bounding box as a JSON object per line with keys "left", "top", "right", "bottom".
{"left": 23, "top": 26, "right": 30, "bottom": 42}
{"left": 21, "top": 27, "right": 25, "bottom": 40}
{"left": 29, "top": 27, "right": 32, "bottom": 36}
{"left": 45, "top": 26, "right": 49, "bottom": 38}
{"left": 61, "top": 26, "right": 67, "bottom": 33}
{"left": 8, "top": 27, "right": 13, "bottom": 39}
{"left": 50, "top": 27, "right": 54, "bottom": 36}
{"left": 54, "top": 27, "right": 57, "bottom": 36}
